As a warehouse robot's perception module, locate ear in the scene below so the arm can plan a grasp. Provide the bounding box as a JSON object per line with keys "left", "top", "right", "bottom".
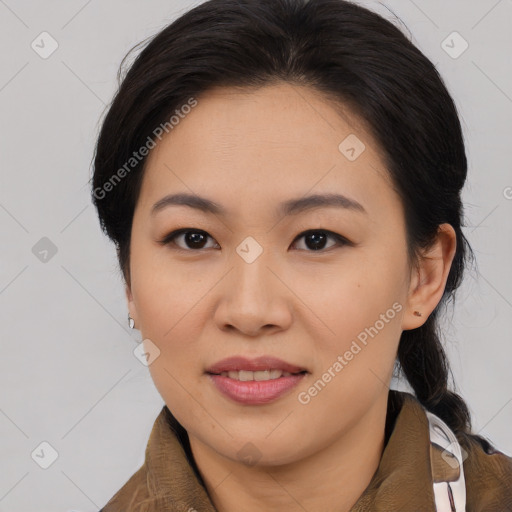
{"left": 402, "top": 223, "right": 457, "bottom": 330}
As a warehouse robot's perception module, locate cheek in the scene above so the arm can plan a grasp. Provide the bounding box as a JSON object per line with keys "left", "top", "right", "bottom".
{"left": 301, "top": 249, "right": 408, "bottom": 348}
{"left": 143, "top": 318, "right": 208, "bottom": 426}
{"left": 130, "top": 242, "right": 210, "bottom": 340}
{"left": 130, "top": 258, "right": 210, "bottom": 413}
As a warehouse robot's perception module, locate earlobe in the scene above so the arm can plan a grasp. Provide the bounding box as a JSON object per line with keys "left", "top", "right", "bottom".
{"left": 402, "top": 224, "right": 457, "bottom": 331}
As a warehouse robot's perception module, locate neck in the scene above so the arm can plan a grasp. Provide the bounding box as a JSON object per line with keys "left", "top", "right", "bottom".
{"left": 188, "top": 391, "right": 389, "bottom": 512}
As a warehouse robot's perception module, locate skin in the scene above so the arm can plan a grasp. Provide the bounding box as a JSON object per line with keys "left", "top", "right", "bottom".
{"left": 125, "top": 82, "right": 456, "bottom": 512}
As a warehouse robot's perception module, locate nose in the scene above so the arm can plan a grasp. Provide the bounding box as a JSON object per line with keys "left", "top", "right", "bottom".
{"left": 214, "top": 249, "right": 293, "bottom": 337}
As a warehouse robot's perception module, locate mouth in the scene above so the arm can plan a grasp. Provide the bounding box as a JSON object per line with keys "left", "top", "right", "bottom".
{"left": 210, "top": 369, "right": 308, "bottom": 381}
{"left": 205, "top": 355, "right": 308, "bottom": 375}
{"left": 205, "top": 356, "right": 309, "bottom": 405}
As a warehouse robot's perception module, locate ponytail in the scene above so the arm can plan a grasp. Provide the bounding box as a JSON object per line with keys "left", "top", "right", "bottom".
{"left": 398, "top": 311, "right": 496, "bottom": 452}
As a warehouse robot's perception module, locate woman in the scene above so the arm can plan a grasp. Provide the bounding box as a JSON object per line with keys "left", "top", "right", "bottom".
{"left": 91, "top": 0, "right": 512, "bottom": 510}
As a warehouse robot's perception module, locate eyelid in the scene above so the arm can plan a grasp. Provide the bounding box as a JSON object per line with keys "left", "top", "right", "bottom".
{"left": 291, "top": 229, "right": 353, "bottom": 250}
{"left": 158, "top": 228, "right": 219, "bottom": 250}
{"left": 158, "top": 227, "right": 353, "bottom": 252}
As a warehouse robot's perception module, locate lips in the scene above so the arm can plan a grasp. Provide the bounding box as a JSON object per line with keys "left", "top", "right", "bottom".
{"left": 205, "top": 355, "right": 307, "bottom": 375}
{"left": 205, "top": 356, "right": 308, "bottom": 405}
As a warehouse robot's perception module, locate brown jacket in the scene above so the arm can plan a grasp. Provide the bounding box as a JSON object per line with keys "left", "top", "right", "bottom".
{"left": 100, "top": 391, "right": 512, "bottom": 511}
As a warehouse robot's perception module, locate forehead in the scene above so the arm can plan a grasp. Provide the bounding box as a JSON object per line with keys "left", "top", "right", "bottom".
{"left": 154, "top": 83, "right": 371, "bottom": 151}
{"left": 138, "top": 83, "right": 393, "bottom": 214}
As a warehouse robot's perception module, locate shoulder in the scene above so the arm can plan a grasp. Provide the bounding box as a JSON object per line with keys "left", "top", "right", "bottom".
{"left": 461, "top": 432, "right": 512, "bottom": 510}
{"left": 98, "top": 465, "right": 149, "bottom": 511}
{"left": 393, "top": 391, "right": 512, "bottom": 509}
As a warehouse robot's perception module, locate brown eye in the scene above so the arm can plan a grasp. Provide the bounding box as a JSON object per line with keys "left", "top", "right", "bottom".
{"left": 161, "top": 229, "right": 219, "bottom": 251}
{"left": 160, "top": 228, "right": 350, "bottom": 252}
{"left": 292, "top": 230, "right": 350, "bottom": 251}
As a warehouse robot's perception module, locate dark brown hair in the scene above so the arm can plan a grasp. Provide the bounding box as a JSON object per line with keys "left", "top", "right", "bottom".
{"left": 91, "top": 0, "right": 494, "bottom": 451}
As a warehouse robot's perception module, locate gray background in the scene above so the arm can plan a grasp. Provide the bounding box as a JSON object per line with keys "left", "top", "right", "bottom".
{"left": 0, "top": 0, "right": 511, "bottom": 510}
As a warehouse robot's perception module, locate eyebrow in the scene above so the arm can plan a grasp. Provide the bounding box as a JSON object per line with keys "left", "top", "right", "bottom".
{"left": 151, "top": 192, "right": 367, "bottom": 217}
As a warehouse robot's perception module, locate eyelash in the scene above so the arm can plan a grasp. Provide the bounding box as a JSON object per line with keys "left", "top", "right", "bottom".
{"left": 158, "top": 228, "right": 352, "bottom": 253}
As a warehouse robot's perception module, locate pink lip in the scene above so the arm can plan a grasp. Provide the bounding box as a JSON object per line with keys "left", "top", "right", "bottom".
{"left": 205, "top": 355, "right": 307, "bottom": 374}
{"left": 208, "top": 373, "right": 307, "bottom": 405}
{"left": 205, "top": 356, "right": 308, "bottom": 405}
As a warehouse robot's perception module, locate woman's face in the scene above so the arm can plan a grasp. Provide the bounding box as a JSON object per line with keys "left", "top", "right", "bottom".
{"left": 127, "top": 82, "right": 414, "bottom": 465}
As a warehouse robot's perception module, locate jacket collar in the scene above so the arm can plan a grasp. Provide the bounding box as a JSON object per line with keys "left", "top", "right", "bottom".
{"left": 120, "top": 390, "right": 435, "bottom": 512}
{"left": 102, "top": 390, "right": 438, "bottom": 510}
{"left": 102, "top": 390, "right": 512, "bottom": 511}
{"left": 350, "top": 390, "right": 436, "bottom": 510}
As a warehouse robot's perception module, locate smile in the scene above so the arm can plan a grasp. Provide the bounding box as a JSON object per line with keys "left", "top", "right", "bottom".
{"left": 217, "top": 369, "right": 300, "bottom": 381}
{"left": 205, "top": 355, "right": 309, "bottom": 405}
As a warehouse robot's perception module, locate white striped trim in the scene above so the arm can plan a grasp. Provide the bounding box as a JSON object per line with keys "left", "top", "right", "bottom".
{"left": 426, "top": 410, "right": 466, "bottom": 512}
